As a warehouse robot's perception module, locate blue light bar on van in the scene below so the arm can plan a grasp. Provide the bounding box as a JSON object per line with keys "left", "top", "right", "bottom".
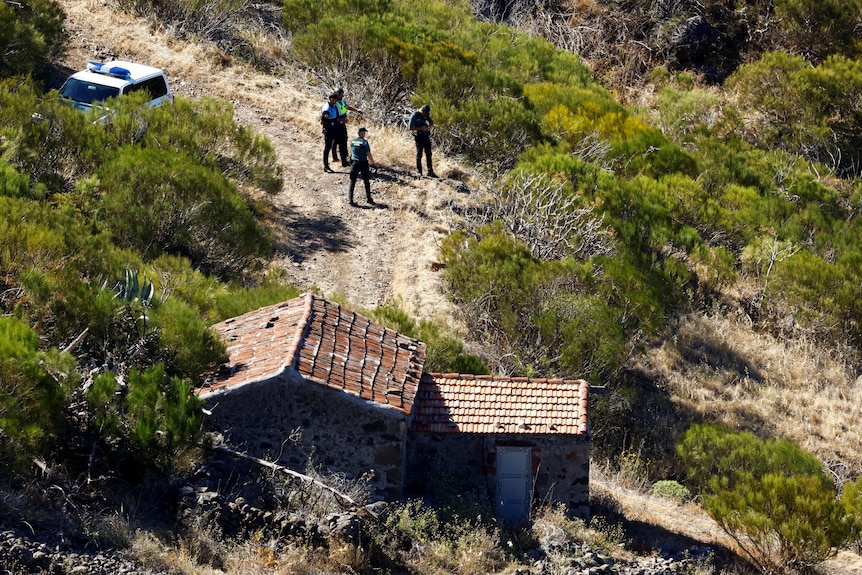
{"left": 107, "top": 67, "right": 131, "bottom": 78}
{"left": 85, "top": 62, "right": 131, "bottom": 79}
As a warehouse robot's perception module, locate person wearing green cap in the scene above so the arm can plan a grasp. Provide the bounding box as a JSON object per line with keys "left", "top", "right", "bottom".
{"left": 409, "top": 104, "right": 436, "bottom": 178}
{"left": 348, "top": 126, "right": 377, "bottom": 206}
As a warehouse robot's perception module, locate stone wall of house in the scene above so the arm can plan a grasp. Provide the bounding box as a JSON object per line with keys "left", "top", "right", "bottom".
{"left": 406, "top": 432, "right": 590, "bottom": 519}
{"left": 203, "top": 373, "right": 408, "bottom": 499}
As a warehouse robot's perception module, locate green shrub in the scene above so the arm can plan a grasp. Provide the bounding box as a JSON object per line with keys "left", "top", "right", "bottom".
{"left": 138, "top": 97, "right": 283, "bottom": 196}
{"left": 650, "top": 479, "right": 691, "bottom": 501}
{"left": 775, "top": 0, "right": 862, "bottom": 61}
{"left": 0, "top": 0, "right": 67, "bottom": 81}
{"left": 840, "top": 478, "right": 862, "bottom": 551}
{"left": 418, "top": 319, "right": 489, "bottom": 375}
{"left": 88, "top": 363, "right": 204, "bottom": 473}
{"left": 0, "top": 317, "right": 76, "bottom": 468}
{"left": 95, "top": 146, "right": 271, "bottom": 279}
{"left": 440, "top": 224, "right": 545, "bottom": 337}
{"left": 439, "top": 224, "right": 648, "bottom": 381}
{"left": 726, "top": 51, "right": 862, "bottom": 174}
{"left": 655, "top": 84, "right": 723, "bottom": 142}
{"left": 429, "top": 91, "right": 541, "bottom": 172}
{"left": 611, "top": 129, "right": 698, "bottom": 179}
{"left": 534, "top": 291, "right": 627, "bottom": 382}
{"left": 523, "top": 82, "right": 616, "bottom": 123}
{"left": 210, "top": 276, "right": 302, "bottom": 322}
{"left": 0, "top": 78, "right": 89, "bottom": 193}
{"left": 677, "top": 424, "right": 851, "bottom": 572}
{"left": 283, "top": 0, "right": 393, "bottom": 31}
{"left": 764, "top": 248, "right": 862, "bottom": 342}
{"left": 152, "top": 297, "right": 226, "bottom": 380}
{"left": 0, "top": 159, "right": 47, "bottom": 200}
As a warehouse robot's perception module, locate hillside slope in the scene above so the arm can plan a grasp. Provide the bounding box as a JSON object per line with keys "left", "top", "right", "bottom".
{"left": 57, "top": 0, "right": 467, "bottom": 324}
{"left": 48, "top": 1, "right": 862, "bottom": 573}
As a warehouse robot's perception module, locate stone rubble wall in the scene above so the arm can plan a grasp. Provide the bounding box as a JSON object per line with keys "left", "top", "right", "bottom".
{"left": 202, "top": 374, "right": 408, "bottom": 499}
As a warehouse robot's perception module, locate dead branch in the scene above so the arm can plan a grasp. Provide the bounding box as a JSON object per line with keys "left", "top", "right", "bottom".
{"left": 212, "top": 445, "right": 381, "bottom": 522}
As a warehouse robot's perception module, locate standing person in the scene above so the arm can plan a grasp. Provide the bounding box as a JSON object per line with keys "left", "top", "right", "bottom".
{"left": 334, "top": 87, "right": 363, "bottom": 167}
{"left": 409, "top": 104, "right": 436, "bottom": 178}
{"left": 321, "top": 93, "right": 341, "bottom": 172}
{"left": 348, "top": 126, "right": 377, "bottom": 206}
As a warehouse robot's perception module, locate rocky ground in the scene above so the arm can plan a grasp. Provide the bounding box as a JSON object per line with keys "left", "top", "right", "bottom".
{"left": 0, "top": 452, "right": 721, "bottom": 575}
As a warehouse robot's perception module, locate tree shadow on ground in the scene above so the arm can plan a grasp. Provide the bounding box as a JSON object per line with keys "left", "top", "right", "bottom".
{"left": 591, "top": 490, "right": 757, "bottom": 573}
{"left": 269, "top": 203, "right": 355, "bottom": 264}
{"left": 677, "top": 333, "right": 764, "bottom": 384}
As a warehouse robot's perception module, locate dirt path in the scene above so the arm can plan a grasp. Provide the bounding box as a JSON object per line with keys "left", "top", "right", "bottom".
{"left": 56, "top": 0, "right": 467, "bottom": 323}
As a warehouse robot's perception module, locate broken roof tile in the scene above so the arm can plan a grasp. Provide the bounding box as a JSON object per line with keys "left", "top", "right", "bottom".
{"left": 198, "top": 294, "right": 425, "bottom": 415}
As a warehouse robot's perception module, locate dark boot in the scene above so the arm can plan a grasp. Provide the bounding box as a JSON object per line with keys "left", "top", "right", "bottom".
{"left": 348, "top": 181, "right": 357, "bottom": 205}
{"left": 324, "top": 152, "right": 333, "bottom": 173}
{"left": 365, "top": 182, "right": 374, "bottom": 205}
{"left": 340, "top": 140, "right": 350, "bottom": 167}
{"left": 427, "top": 161, "right": 437, "bottom": 178}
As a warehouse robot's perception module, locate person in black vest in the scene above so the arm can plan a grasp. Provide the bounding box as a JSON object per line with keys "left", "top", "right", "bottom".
{"left": 321, "top": 93, "right": 341, "bottom": 172}
{"left": 348, "top": 126, "right": 377, "bottom": 206}
{"left": 409, "top": 104, "right": 436, "bottom": 178}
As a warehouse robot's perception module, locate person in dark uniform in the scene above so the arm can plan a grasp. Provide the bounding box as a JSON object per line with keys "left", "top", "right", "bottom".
{"left": 348, "top": 126, "right": 377, "bottom": 206}
{"left": 321, "top": 93, "right": 341, "bottom": 172}
{"left": 409, "top": 104, "right": 436, "bottom": 178}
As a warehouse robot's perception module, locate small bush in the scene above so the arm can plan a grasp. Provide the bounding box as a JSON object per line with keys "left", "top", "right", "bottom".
{"left": 86, "top": 363, "right": 204, "bottom": 474}
{"left": 388, "top": 499, "right": 505, "bottom": 575}
{"left": 650, "top": 480, "right": 691, "bottom": 502}
{"left": 678, "top": 424, "right": 851, "bottom": 573}
{"left": 0, "top": 317, "right": 76, "bottom": 468}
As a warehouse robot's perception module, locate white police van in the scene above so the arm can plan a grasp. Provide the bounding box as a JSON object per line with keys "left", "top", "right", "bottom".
{"left": 59, "top": 60, "right": 173, "bottom": 114}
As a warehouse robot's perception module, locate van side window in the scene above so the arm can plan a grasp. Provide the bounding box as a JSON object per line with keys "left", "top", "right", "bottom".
{"left": 143, "top": 76, "right": 169, "bottom": 98}
{"left": 123, "top": 75, "right": 168, "bottom": 99}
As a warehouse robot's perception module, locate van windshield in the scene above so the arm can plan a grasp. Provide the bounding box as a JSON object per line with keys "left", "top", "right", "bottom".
{"left": 60, "top": 78, "right": 121, "bottom": 105}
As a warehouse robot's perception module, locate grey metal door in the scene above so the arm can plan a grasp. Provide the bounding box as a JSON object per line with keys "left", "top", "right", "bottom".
{"left": 496, "top": 446, "right": 531, "bottom": 522}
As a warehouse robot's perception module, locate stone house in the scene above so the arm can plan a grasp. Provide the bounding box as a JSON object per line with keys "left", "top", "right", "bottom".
{"left": 198, "top": 293, "right": 590, "bottom": 520}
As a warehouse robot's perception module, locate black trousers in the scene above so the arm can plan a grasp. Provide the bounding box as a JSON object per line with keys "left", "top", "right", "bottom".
{"left": 415, "top": 133, "right": 433, "bottom": 173}
{"left": 323, "top": 125, "right": 338, "bottom": 168}
{"left": 348, "top": 160, "right": 371, "bottom": 203}
{"left": 334, "top": 123, "right": 349, "bottom": 165}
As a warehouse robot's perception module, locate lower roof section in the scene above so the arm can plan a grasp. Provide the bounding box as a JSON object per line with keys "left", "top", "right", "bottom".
{"left": 411, "top": 373, "right": 589, "bottom": 435}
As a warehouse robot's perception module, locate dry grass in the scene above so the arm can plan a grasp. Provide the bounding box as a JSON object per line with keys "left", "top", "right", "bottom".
{"left": 130, "top": 528, "right": 375, "bottom": 575}
{"left": 639, "top": 311, "right": 862, "bottom": 479}
{"left": 591, "top": 469, "right": 735, "bottom": 552}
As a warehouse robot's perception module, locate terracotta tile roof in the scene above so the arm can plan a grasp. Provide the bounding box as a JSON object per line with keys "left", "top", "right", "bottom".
{"left": 411, "top": 373, "right": 589, "bottom": 435}
{"left": 198, "top": 293, "right": 425, "bottom": 414}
